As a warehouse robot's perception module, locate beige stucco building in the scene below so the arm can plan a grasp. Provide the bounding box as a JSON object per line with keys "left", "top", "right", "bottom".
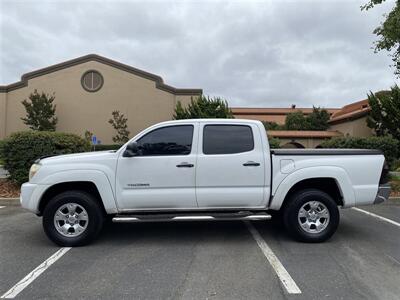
{"left": 0, "top": 54, "right": 373, "bottom": 147}
{"left": 0, "top": 54, "right": 202, "bottom": 144}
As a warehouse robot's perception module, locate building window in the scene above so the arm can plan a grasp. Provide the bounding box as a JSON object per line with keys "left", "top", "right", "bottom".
{"left": 81, "top": 70, "right": 103, "bottom": 92}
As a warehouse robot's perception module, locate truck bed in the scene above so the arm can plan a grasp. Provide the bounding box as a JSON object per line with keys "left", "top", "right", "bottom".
{"left": 271, "top": 149, "right": 383, "bottom": 155}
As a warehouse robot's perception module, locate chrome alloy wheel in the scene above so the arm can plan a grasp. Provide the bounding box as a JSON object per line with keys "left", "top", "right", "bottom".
{"left": 297, "top": 201, "right": 330, "bottom": 234}
{"left": 53, "top": 203, "right": 89, "bottom": 237}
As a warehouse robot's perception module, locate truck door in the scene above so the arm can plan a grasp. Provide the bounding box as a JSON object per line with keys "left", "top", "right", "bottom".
{"left": 196, "top": 123, "right": 266, "bottom": 208}
{"left": 116, "top": 123, "right": 198, "bottom": 210}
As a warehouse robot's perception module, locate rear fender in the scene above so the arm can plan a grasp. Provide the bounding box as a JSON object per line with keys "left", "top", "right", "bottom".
{"left": 270, "top": 166, "right": 355, "bottom": 210}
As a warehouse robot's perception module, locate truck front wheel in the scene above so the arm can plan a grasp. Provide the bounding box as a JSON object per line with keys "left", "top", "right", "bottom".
{"left": 42, "top": 190, "right": 104, "bottom": 247}
{"left": 283, "top": 189, "right": 339, "bottom": 243}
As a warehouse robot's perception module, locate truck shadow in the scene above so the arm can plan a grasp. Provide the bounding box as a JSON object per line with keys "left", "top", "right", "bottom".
{"left": 95, "top": 219, "right": 292, "bottom": 247}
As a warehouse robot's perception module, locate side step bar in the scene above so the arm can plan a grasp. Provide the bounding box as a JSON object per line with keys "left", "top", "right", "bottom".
{"left": 112, "top": 212, "right": 271, "bottom": 223}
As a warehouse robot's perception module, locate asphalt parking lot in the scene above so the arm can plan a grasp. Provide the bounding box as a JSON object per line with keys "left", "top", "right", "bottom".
{"left": 1, "top": 203, "right": 400, "bottom": 300}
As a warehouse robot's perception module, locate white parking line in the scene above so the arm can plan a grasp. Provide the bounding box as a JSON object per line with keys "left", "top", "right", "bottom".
{"left": 1, "top": 247, "right": 71, "bottom": 299}
{"left": 0, "top": 206, "right": 5, "bottom": 209}
{"left": 245, "top": 221, "right": 301, "bottom": 294}
{"left": 351, "top": 207, "right": 400, "bottom": 228}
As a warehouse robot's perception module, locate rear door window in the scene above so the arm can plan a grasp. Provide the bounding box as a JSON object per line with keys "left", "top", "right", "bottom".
{"left": 203, "top": 125, "right": 254, "bottom": 155}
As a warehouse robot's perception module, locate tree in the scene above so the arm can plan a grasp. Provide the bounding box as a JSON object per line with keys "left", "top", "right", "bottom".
{"left": 263, "top": 121, "right": 284, "bottom": 130}
{"left": 21, "top": 90, "right": 58, "bottom": 131}
{"left": 284, "top": 107, "right": 330, "bottom": 130}
{"left": 84, "top": 130, "right": 93, "bottom": 143}
{"left": 173, "top": 95, "right": 234, "bottom": 119}
{"left": 367, "top": 85, "right": 400, "bottom": 141}
{"left": 307, "top": 107, "right": 330, "bottom": 130}
{"left": 362, "top": 0, "right": 400, "bottom": 77}
{"left": 108, "top": 110, "right": 130, "bottom": 144}
{"left": 285, "top": 111, "right": 308, "bottom": 130}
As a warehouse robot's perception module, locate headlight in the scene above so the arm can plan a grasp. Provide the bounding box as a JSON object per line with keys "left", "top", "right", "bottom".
{"left": 29, "top": 163, "right": 41, "bottom": 181}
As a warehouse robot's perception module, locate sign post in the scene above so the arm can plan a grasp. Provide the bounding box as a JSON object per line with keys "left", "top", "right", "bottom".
{"left": 91, "top": 135, "right": 97, "bottom": 151}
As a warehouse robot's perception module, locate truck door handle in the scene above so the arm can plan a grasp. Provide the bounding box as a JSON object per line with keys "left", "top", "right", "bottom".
{"left": 243, "top": 161, "right": 260, "bottom": 167}
{"left": 176, "top": 162, "right": 194, "bottom": 168}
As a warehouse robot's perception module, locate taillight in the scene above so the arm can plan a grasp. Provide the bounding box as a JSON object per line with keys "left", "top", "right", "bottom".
{"left": 379, "top": 160, "right": 389, "bottom": 184}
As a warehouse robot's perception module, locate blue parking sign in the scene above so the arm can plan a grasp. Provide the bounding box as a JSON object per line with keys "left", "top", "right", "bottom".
{"left": 91, "top": 135, "right": 97, "bottom": 145}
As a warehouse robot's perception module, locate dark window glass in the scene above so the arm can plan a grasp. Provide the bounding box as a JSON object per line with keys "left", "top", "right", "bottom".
{"left": 81, "top": 70, "right": 103, "bottom": 92}
{"left": 137, "top": 125, "right": 194, "bottom": 156}
{"left": 203, "top": 125, "right": 254, "bottom": 154}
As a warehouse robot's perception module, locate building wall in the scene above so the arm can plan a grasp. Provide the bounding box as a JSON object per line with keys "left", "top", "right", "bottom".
{"left": 0, "top": 93, "right": 6, "bottom": 139}
{"left": 232, "top": 114, "right": 287, "bottom": 124}
{"left": 329, "top": 117, "right": 373, "bottom": 137}
{"left": 2, "top": 61, "right": 198, "bottom": 143}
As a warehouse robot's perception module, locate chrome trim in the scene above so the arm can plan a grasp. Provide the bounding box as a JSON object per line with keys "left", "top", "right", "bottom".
{"left": 112, "top": 213, "right": 271, "bottom": 223}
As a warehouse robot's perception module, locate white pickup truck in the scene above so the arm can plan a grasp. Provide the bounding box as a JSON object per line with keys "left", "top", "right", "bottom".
{"left": 21, "top": 119, "right": 390, "bottom": 246}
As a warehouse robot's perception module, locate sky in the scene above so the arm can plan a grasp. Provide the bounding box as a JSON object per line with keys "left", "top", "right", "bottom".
{"left": 0, "top": 0, "right": 399, "bottom": 108}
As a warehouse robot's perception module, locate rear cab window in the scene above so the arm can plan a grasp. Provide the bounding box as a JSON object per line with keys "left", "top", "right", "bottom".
{"left": 202, "top": 125, "right": 254, "bottom": 155}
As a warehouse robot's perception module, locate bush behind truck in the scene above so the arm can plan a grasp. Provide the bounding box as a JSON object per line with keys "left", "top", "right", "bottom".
{"left": 1, "top": 131, "right": 90, "bottom": 184}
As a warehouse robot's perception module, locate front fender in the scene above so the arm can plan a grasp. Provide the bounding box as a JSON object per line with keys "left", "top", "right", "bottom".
{"left": 39, "top": 170, "right": 118, "bottom": 213}
{"left": 269, "top": 166, "right": 355, "bottom": 210}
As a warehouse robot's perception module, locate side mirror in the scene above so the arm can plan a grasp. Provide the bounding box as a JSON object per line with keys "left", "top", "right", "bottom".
{"left": 123, "top": 141, "right": 139, "bottom": 157}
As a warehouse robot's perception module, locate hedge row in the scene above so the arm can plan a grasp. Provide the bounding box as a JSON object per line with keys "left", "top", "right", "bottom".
{"left": 0, "top": 140, "right": 4, "bottom": 164}
{"left": 1, "top": 131, "right": 90, "bottom": 184}
{"left": 92, "top": 144, "right": 121, "bottom": 151}
{"left": 320, "top": 136, "right": 399, "bottom": 167}
{"left": 268, "top": 137, "right": 281, "bottom": 149}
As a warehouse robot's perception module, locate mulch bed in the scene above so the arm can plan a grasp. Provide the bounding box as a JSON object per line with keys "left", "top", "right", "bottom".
{"left": 391, "top": 180, "right": 400, "bottom": 197}
{"left": 0, "top": 179, "right": 20, "bottom": 198}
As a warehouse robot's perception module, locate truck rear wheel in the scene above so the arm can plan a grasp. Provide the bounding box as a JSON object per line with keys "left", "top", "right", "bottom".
{"left": 43, "top": 190, "right": 104, "bottom": 246}
{"left": 283, "top": 189, "right": 339, "bottom": 243}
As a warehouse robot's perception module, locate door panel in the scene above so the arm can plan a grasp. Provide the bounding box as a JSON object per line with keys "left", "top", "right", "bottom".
{"left": 196, "top": 124, "right": 266, "bottom": 208}
{"left": 116, "top": 124, "right": 198, "bottom": 210}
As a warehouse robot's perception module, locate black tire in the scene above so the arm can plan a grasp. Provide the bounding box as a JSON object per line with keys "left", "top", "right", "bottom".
{"left": 283, "top": 189, "right": 339, "bottom": 243}
{"left": 43, "top": 190, "right": 104, "bottom": 247}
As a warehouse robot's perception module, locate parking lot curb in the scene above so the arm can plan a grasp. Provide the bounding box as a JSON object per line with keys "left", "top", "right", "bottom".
{"left": 387, "top": 197, "right": 400, "bottom": 205}
{"left": 0, "top": 197, "right": 20, "bottom": 206}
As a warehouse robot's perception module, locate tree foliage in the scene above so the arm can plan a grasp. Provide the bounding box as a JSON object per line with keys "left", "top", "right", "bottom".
{"left": 262, "top": 121, "right": 284, "bottom": 130}
{"left": 268, "top": 137, "right": 281, "bottom": 149}
{"left": 285, "top": 111, "right": 308, "bottom": 130}
{"left": 284, "top": 107, "right": 330, "bottom": 130}
{"left": 321, "top": 136, "right": 399, "bottom": 168}
{"left": 367, "top": 85, "right": 400, "bottom": 141}
{"left": 307, "top": 107, "right": 330, "bottom": 130}
{"left": 108, "top": 110, "right": 130, "bottom": 144}
{"left": 362, "top": 0, "right": 400, "bottom": 77}
{"left": 173, "top": 95, "right": 234, "bottom": 119}
{"left": 21, "top": 90, "right": 58, "bottom": 131}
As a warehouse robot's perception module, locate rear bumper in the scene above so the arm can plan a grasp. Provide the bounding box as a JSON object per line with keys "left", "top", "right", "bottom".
{"left": 374, "top": 183, "right": 391, "bottom": 204}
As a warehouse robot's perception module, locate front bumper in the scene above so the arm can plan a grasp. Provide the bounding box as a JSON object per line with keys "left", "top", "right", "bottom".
{"left": 20, "top": 182, "right": 50, "bottom": 214}
{"left": 373, "top": 183, "right": 391, "bottom": 204}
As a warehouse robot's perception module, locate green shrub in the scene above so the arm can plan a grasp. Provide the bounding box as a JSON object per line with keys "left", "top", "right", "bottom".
{"left": 93, "top": 144, "right": 121, "bottom": 151}
{"left": 0, "top": 140, "right": 4, "bottom": 165}
{"left": 320, "top": 136, "right": 400, "bottom": 167}
{"left": 269, "top": 138, "right": 281, "bottom": 149}
{"left": 1, "top": 131, "right": 90, "bottom": 184}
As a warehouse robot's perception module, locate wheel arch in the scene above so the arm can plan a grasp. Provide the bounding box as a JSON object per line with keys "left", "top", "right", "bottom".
{"left": 269, "top": 166, "right": 355, "bottom": 210}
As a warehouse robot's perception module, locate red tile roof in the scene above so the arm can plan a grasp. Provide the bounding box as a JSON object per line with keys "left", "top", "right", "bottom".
{"left": 329, "top": 99, "right": 370, "bottom": 124}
